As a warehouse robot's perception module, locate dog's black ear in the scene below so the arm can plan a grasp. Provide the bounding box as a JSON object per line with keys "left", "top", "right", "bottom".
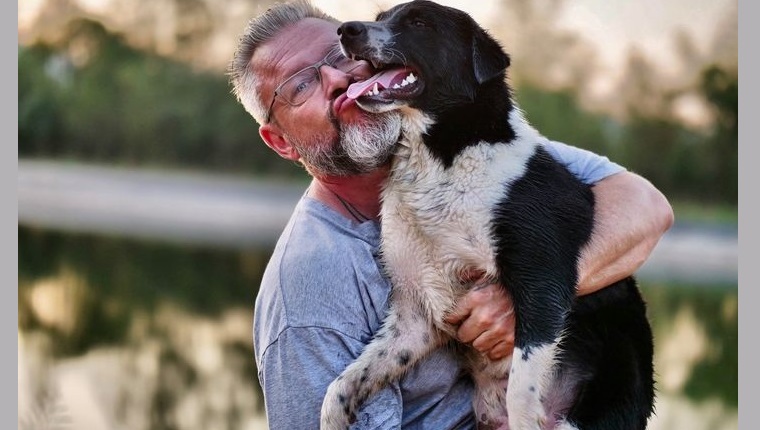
{"left": 472, "top": 28, "right": 510, "bottom": 84}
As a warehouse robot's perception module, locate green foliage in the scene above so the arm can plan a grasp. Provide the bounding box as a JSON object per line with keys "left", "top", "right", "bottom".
{"left": 619, "top": 116, "right": 685, "bottom": 195}
{"left": 514, "top": 85, "right": 615, "bottom": 157}
{"left": 514, "top": 67, "right": 737, "bottom": 207}
{"left": 700, "top": 66, "right": 738, "bottom": 204}
{"left": 618, "top": 64, "right": 738, "bottom": 206}
{"left": 19, "top": 45, "right": 66, "bottom": 154}
{"left": 18, "top": 19, "right": 306, "bottom": 179}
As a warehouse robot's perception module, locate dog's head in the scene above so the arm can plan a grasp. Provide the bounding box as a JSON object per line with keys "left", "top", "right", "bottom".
{"left": 339, "top": 0, "right": 510, "bottom": 116}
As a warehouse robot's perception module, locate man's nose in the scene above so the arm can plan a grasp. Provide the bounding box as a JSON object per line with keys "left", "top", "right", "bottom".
{"left": 319, "top": 61, "right": 372, "bottom": 99}
{"left": 319, "top": 64, "right": 353, "bottom": 99}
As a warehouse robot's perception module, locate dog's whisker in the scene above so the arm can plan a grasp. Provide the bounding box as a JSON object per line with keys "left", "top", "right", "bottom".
{"left": 387, "top": 48, "right": 409, "bottom": 67}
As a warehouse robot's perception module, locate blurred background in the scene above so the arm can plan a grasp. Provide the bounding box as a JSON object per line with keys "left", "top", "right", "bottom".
{"left": 18, "top": 0, "right": 738, "bottom": 429}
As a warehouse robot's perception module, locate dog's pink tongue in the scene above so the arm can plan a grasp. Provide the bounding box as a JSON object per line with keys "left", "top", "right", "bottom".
{"left": 347, "top": 68, "right": 409, "bottom": 99}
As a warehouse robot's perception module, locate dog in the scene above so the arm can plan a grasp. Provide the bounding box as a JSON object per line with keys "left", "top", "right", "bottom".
{"left": 320, "top": 1, "right": 655, "bottom": 429}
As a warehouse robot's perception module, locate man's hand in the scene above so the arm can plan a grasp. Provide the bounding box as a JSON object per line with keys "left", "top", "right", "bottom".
{"left": 445, "top": 283, "right": 515, "bottom": 361}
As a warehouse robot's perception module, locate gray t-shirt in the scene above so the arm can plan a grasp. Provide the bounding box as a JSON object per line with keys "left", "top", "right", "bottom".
{"left": 253, "top": 141, "right": 624, "bottom": 429}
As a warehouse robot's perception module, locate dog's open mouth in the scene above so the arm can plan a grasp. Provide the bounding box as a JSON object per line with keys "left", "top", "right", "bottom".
{"left": 346, "top": 67, "right": 423, "bottom": 108}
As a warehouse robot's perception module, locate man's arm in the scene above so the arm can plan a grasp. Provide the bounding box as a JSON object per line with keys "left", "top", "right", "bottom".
{"left": 543, "top": 140, "right": 674, "bottom": 292}
{"left": 576, "top": 170, "right": 674, "bottom": 295}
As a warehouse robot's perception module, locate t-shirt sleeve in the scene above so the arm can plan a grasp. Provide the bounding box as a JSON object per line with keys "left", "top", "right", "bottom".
{"left": 544, "top": 140, "right": 626, "bottom": 185}
{"left": 258, "top": 326, "right": 403, "bottom": 429}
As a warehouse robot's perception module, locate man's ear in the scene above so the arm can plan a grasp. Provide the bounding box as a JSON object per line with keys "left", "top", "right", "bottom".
{"left": 260, "top": 124, "right": 300, "bottom": 161}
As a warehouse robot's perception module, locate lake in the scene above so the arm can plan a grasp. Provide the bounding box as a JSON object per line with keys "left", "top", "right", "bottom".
{"left": 18, "top": 226, "right": 737, "bottom": 430}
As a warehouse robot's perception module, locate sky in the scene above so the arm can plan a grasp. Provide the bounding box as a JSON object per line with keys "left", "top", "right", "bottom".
{"left": 557, "top": 0, "right": 734, "bottom": 71}
{"left": 312, "top": 0, "right": 735, "bottom": 77}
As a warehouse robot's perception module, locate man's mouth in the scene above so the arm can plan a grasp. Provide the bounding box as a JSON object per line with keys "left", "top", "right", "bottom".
{"left": 346, "top": 67, "right": 423, "bottom": 104}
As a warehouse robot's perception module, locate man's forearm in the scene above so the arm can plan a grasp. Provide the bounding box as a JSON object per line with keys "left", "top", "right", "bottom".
{"left": 576, "top": 171, "right": 674, "bottom": 295}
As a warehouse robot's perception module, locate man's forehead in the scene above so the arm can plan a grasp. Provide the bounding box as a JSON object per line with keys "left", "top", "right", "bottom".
{"left": 256, "top": 18, "right": 339, "bottom": 68}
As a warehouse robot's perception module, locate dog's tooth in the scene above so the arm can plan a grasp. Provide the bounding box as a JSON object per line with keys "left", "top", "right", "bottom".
{"left": 407, "top": 73, "right": 417, "bottom": 83}
{"left": 393, "top": 84, "right": 401, "bottom": 89}
{"left": 373, "top": 82, "right": 379, "bottom": 94}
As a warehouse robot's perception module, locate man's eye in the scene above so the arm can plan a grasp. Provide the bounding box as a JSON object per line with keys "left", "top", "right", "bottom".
{"left": 289, "top": 75, "right": 317, "bottom": 98}
{"left": 293, "top": 80, "right": 311, "bottom": 94}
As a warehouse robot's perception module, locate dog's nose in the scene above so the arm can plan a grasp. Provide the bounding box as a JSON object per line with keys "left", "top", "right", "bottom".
{"left": 338, "top": 21, "right": 366, "bottom": 40}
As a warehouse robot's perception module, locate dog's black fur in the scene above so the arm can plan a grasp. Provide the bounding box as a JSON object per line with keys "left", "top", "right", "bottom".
{"left": 321, "top": 1, "right": 655, "bottom": 429}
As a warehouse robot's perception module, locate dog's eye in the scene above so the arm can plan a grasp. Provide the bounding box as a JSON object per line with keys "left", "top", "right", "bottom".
{"left": 410, "top": 18, "right": 427, "bottom": 28}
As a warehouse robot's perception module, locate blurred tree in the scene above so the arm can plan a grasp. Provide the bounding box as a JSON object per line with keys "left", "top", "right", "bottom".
{"left": 620, "top": 116, "right": 682, "bottom": 196}
{"left": 494, "top": 0, "right": 600, "bottom": 94}
{"left": 617, "top": 51, "right": 737, "bottom": 205}
{"left": 18, "top": 18, "right": 307, "bottom": 179}
{"left": 515, "top": 85, "right": 613, "bottom": 157}
{"left": 18, "top": 45, "right": 67, "bottom": 157}
{"left": 20, "top": 0, "right": 279, "bottom": 73}
{"left": 699, "top": 65, "right": 738, "bottom": 204}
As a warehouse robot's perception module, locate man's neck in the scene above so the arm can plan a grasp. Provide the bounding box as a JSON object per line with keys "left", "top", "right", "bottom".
{"left": 309, "top": 168, "right": 388, "bottom": 222}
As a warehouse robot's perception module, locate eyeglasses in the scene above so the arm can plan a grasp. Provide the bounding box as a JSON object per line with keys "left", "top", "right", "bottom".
{"left": 264, "top": 48, "right": 365, "bottom": 123}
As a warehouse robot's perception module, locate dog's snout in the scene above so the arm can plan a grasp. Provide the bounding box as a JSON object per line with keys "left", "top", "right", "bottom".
{"left": 338, "top": 21, "right": 366, "bottom": 40}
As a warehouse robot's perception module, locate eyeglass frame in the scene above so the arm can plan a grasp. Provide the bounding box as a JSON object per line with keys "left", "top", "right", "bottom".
{"left": 264, "top": 48, "right": 365, "bottom": 123}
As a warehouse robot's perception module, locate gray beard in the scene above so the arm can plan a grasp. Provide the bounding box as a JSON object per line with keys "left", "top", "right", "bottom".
{"left": 290, "top": 113, "right": 402, "bottom": 177}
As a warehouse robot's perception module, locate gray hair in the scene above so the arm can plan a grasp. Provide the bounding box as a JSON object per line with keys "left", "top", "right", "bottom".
{"left": 228, "top": 0, "right": 339, "bottom": 124}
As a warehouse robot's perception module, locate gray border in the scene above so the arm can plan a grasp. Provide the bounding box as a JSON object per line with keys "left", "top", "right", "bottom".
{"left": 11, "top": 0, "right": 21, "bottom": 428}
{"left": 738, "top": 0, "right": 751, "bottom": 428}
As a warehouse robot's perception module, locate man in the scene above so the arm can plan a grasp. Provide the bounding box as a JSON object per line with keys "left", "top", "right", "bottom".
{"left": 228, "top": 1, "right": 674, "bottom": 428}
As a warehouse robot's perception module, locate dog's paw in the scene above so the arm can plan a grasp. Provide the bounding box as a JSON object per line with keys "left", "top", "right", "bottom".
{"left": 320, "top": 381, "right": 355, "bottom": 430}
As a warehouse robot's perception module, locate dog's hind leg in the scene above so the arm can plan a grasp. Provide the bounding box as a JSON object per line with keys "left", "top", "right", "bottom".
{"left": 320, "top": 300, "right": 445, "bottom": 430}
{"left": 560, "top": 278, "right": 655, "bottom": 430}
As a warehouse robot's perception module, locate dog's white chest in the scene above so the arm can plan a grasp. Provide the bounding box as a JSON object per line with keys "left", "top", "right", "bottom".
{"left": 380, "top": 135, "right": 539, "bottom": 286}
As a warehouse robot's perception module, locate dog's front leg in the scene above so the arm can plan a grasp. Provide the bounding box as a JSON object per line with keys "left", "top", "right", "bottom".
{"left": 320, "top": 300, "right": 445, "bottom": 430}
{"left": 503, "top": 277, "right": 575, "bottom": 430}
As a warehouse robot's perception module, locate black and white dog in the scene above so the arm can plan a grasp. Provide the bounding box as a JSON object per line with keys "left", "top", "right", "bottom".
{"left": 321, "top": 1, "right": 655, "bottom": 429}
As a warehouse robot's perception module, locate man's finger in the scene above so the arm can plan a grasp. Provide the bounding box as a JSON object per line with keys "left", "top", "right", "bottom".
{"left": 487, "top": 340, "right": 513, "bottom": 361}
{"left": 444, "top": 292, "right": 478, "bottom": 325}
{"left": 445, "top": 284, "right": 497, "bottom": 325}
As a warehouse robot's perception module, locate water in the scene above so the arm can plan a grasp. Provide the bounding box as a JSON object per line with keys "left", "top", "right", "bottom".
{"left": 18, "top": 226, "right": 737, "bottom": 430}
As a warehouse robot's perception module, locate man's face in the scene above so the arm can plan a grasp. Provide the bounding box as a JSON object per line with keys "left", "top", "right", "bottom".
{"left": 254, "top": 18, "right": 402, "bottom": 177}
